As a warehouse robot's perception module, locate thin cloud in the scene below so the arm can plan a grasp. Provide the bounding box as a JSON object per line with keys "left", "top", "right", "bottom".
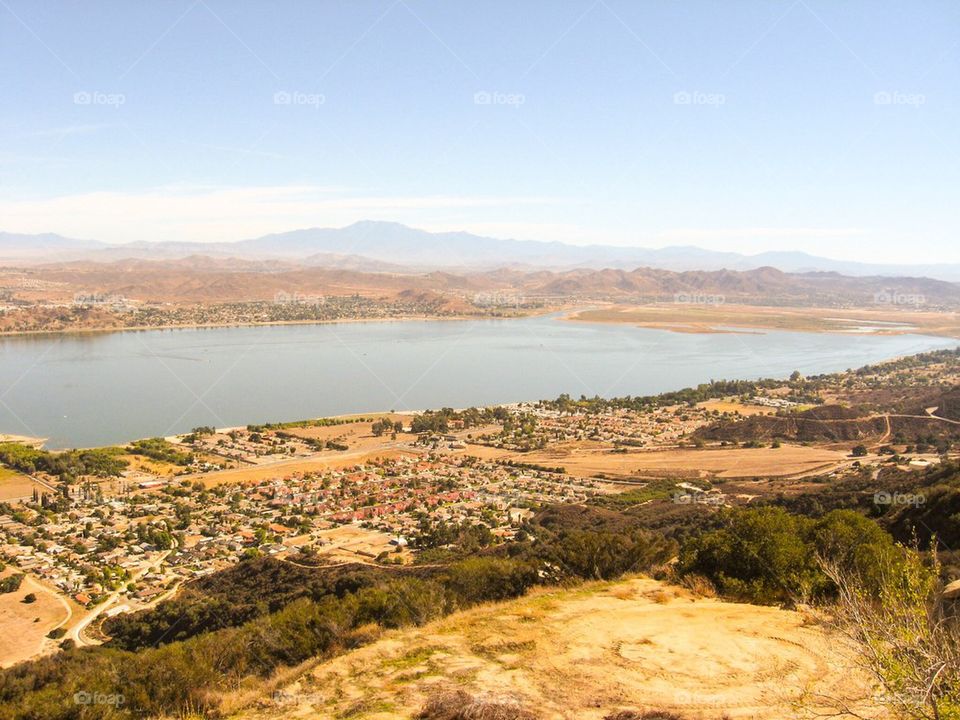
{"left": 0, "top": 185, "right": 563, "bottom": 244}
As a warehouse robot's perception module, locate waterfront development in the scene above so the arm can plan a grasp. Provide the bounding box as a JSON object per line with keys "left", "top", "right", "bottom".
{"left": 3, "top": 346, "right": 960, "bottom": 681}
{"left": 0, "top": 314, "right": 953, "bottom": 448}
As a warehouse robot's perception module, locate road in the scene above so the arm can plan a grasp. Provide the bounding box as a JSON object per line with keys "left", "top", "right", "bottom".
{"left": 70, "top": 548, "right": 172, "bottom": 647}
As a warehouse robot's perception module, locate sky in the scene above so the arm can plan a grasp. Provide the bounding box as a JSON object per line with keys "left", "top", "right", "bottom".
{"left": 0, "top": 0, "right": 957, "bottom": 263}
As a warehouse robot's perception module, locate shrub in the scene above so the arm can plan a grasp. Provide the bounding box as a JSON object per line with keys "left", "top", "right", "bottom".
{"left": 0, "top": 574, "right": 24, "bottom": 594}
{"left": 824, "top": 547, "right": 960, "bottom": 719}
{"left": 678, "top": 507, "right": 899, "bottom": 604}
{"left": 678, "top": 507, "right": 821, "bottom": 604}
{"left": 417, "top": 690, "right": 538, "bottom": 720}
{"left": 445, "top": 558, "right": 538, "bottom": 606}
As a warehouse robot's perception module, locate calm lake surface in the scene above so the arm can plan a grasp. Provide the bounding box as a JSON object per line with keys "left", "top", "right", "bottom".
{"left": 0, "top": 315, "right": 955, "bottom": 449}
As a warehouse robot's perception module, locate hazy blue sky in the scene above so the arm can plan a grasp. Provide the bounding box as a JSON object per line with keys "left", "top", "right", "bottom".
{"left": 0, "top": 1, "right": 957, "bottom": 262}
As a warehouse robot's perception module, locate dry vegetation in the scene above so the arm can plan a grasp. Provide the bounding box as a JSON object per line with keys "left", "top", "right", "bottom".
{"left": 236, "top": 577, "right": 881, "bottom": 720}
{"left": 0, "top": 573, "right": 69, "bottom": 668}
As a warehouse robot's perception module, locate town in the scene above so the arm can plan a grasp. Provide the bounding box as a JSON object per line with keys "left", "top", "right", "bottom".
{"left": 3, "top": 347, "right": 960, "bottom": 669}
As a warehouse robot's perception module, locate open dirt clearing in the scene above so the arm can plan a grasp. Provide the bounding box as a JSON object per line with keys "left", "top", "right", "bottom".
{"left": 237, "top": 576, "right": 881, "bottom": 720}
{"left": 0, "top": 467, "right": 46, "bottom": 502}
{"left": 0, "top": 573, "right": 70, "bottom": 668}
{"left": 185, "top": 447, "right": 418, "bottom": 488}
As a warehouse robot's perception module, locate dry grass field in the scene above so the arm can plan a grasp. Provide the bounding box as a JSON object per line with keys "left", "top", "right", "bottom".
{"left": 698, "top": 399, "right": 772, "bottom": 416}
{"left": 186, "top": 447, "right": 419, "bottom": 488}
{"left": 0, "top": 573, "right": 70, "bottom": 668}
{"left": 311, "top": 525, "right": 399, "bottom": 562}
{"left": 235, "top": 576, "right": 881, "bottom": 720}
{"left": 0, "top": 466, "right": 46, "bottom": 502}
{"left": 177, "top": 415, "right": 426, "bottom": 488}
{"left": 461, "top": 441, "right": 847, "bottom": 480}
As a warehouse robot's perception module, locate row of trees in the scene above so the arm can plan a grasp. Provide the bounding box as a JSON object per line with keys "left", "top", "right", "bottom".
{"left": 0, "top": 443, "right": 127, "bottom": 480}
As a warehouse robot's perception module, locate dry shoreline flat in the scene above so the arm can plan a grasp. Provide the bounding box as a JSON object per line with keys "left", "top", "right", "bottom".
{"left": 567, "top": 303, "right": 960, "bottom": 338}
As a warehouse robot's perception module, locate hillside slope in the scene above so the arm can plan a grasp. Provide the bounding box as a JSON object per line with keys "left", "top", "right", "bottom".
{"left": 235, "top": 577, "right": 881, "bottom": 720}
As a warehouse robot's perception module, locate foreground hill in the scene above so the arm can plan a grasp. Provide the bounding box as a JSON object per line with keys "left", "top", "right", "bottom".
{"left": 235, "top": 576, "right": 879, "bottom": 720}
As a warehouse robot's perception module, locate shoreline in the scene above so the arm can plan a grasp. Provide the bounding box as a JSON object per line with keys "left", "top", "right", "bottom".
{"left": 0, "top": 313, "right": 955, "bottom": 451}
{"left": 563, "top": 303, "right": 960, "bottom": 339}
{"left": 4, "top": 340, "right": 954, "bottom": 453}
{"left": 0, "top": 307, "right": 567, "bottom": 340}
{"left": 3, "top": 303, "right": 958, "bottom": 340}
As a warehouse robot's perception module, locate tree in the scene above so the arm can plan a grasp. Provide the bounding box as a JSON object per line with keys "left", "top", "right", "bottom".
{"left": 851, "top": 444, "right": 869, "bottom": 457}
{"left": 0, "top": 574, "right": 24, "bottom": 594}
{"left": 678, "top": 508, "right": 900, "bottom": 605}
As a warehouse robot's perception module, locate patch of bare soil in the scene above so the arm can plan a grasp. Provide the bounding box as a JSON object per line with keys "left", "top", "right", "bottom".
{"left": 235, "top": 577, "right": 883, "bottom": 720}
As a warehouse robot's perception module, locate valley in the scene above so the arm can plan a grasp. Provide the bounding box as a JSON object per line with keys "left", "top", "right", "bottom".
{"left": 1, "top": 347, "right": 959, "bottom": 718}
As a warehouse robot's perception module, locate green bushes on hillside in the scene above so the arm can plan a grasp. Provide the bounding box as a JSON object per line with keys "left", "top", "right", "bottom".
{"left": 678, "top": 507, "right": 902, "bottom": 604}
{"left": 0, "top": 506, "right": 675, "bottom": 720}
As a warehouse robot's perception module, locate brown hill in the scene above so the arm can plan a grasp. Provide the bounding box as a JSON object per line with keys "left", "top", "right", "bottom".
{"left": 3, "top": 257, "right": 960, "bottom": 308}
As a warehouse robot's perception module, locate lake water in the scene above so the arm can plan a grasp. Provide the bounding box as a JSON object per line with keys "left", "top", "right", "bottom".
{"left": 0, "top": 316, "right": 955, "bottom": 449}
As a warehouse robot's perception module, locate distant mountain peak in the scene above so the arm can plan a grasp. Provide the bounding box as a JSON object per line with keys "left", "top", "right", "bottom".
{"left": 1, "top": 222, "right": 958, "bottom": 282}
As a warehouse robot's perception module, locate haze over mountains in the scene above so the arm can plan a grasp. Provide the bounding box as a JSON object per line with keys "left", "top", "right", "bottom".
{"left": 2, "top": 221, "right": 959, "bottom": 281}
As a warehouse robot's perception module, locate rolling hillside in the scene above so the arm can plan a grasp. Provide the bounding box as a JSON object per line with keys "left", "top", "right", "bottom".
{"left": 233, "top": 576, "right": 879, "bottom": 720}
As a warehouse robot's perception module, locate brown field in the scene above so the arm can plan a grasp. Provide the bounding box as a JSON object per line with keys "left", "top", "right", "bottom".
{"left": 311, "top": 525, "right": 398, "bottom": 562}
{"left": 0, "top": 573, "right": 70, "bottom": 668}
{"left": 698, "top": 399, "right": 772, "bottom": 416}
{"left": 186, "top": 447, "right": 419, "bottom": 488}
{"left": 234, "top": 576, "right": 880, "bottom": 720}
{"left": 120, "top": 454, "right": 184, "bottom": 477}
{"left": 280, "top": 415, "right": 411, "bottom": 447}
{"left": 0, "top": 467, "right": 46, "bottom": 502}
{"left": 569, "top": 303, "right": 960, "bottom": 338}
{"left": 175, "top": 415, "right": 425, "bottom": 488}
{"left": 461, "top": 441, "right": 847, "bottom": 479}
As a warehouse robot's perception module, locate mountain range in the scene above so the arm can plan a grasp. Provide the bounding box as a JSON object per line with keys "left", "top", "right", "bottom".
{"left": 2, "top": 222, "right": 959, "bottom": 281}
